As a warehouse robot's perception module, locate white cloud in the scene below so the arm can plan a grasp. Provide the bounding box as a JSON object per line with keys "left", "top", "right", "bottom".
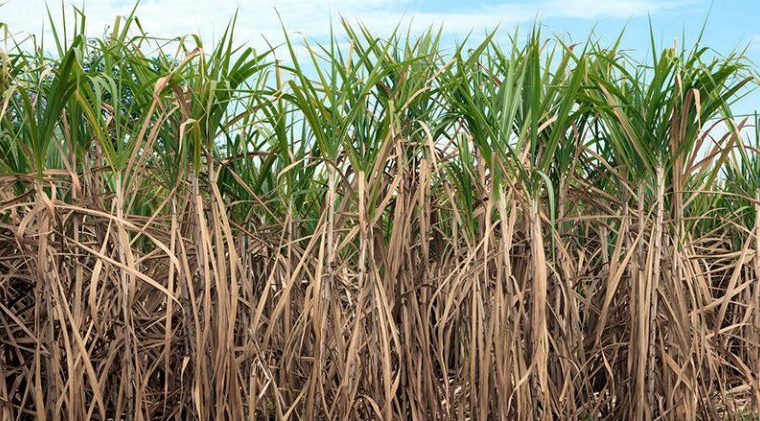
{"left": 750, "top": 34, "right": 760, "bottom": 50}
{"left": 0, "top": 0, "right": 693, "bottom": 50}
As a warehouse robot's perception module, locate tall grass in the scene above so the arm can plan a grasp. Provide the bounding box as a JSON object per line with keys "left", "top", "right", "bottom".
{"left": 1, "top": 7, "right": 759, "bottom": 420}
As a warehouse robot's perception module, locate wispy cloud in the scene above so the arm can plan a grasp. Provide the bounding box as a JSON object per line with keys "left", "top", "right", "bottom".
{"left": 1, "top": 0, "right": 695, "bottom": 49}
{"left": 749, "top": 34, "right": 760, "bottom": 50}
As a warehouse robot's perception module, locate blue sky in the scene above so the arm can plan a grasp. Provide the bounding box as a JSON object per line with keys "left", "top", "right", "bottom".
{"left": 2, "top": 0, "right": 759, "bottom": 111}
{"left": 1, "top": 1, "right": 756, "bottom": 45}
{"left": 2, "top": 1, "right": 757, "bottom": 58}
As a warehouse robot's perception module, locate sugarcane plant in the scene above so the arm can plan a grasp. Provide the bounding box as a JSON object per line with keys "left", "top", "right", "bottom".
{"left": 0, "top": 5, "right": 758, "bottom": 421}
